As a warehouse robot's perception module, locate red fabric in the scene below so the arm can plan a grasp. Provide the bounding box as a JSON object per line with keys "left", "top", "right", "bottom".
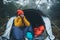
{"left": 17, "top": 9, "right": 24, "bottom": 16}
{"left": 34, "top": 25, "right": 45, "bottom": 37}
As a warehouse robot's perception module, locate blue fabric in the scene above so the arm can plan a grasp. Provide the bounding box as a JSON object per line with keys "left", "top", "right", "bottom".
{"left": 25, "top": 26, "right": 33, "bottom": 40}
{"left": 12, "top": 26, "right": 33, "bottom": 40}
{"left": 12, "top": 26, "right": 24, "bottom": 40}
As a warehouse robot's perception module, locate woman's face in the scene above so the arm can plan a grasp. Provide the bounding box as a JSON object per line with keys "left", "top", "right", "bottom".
{"left": 20, "top": 14, "right": 24, "bottom": 18}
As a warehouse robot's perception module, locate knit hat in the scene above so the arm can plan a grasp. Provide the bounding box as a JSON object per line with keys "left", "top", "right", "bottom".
{"left": 17, "top": 9, "right": 24, "bottom": 16}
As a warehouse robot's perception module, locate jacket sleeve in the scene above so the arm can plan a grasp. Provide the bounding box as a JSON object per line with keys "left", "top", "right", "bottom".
{"left": 23, "top": 16, "right": 30, "bottom": 27}
{"left": 14, "top": 17, "right": 23, "bottom": 27}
